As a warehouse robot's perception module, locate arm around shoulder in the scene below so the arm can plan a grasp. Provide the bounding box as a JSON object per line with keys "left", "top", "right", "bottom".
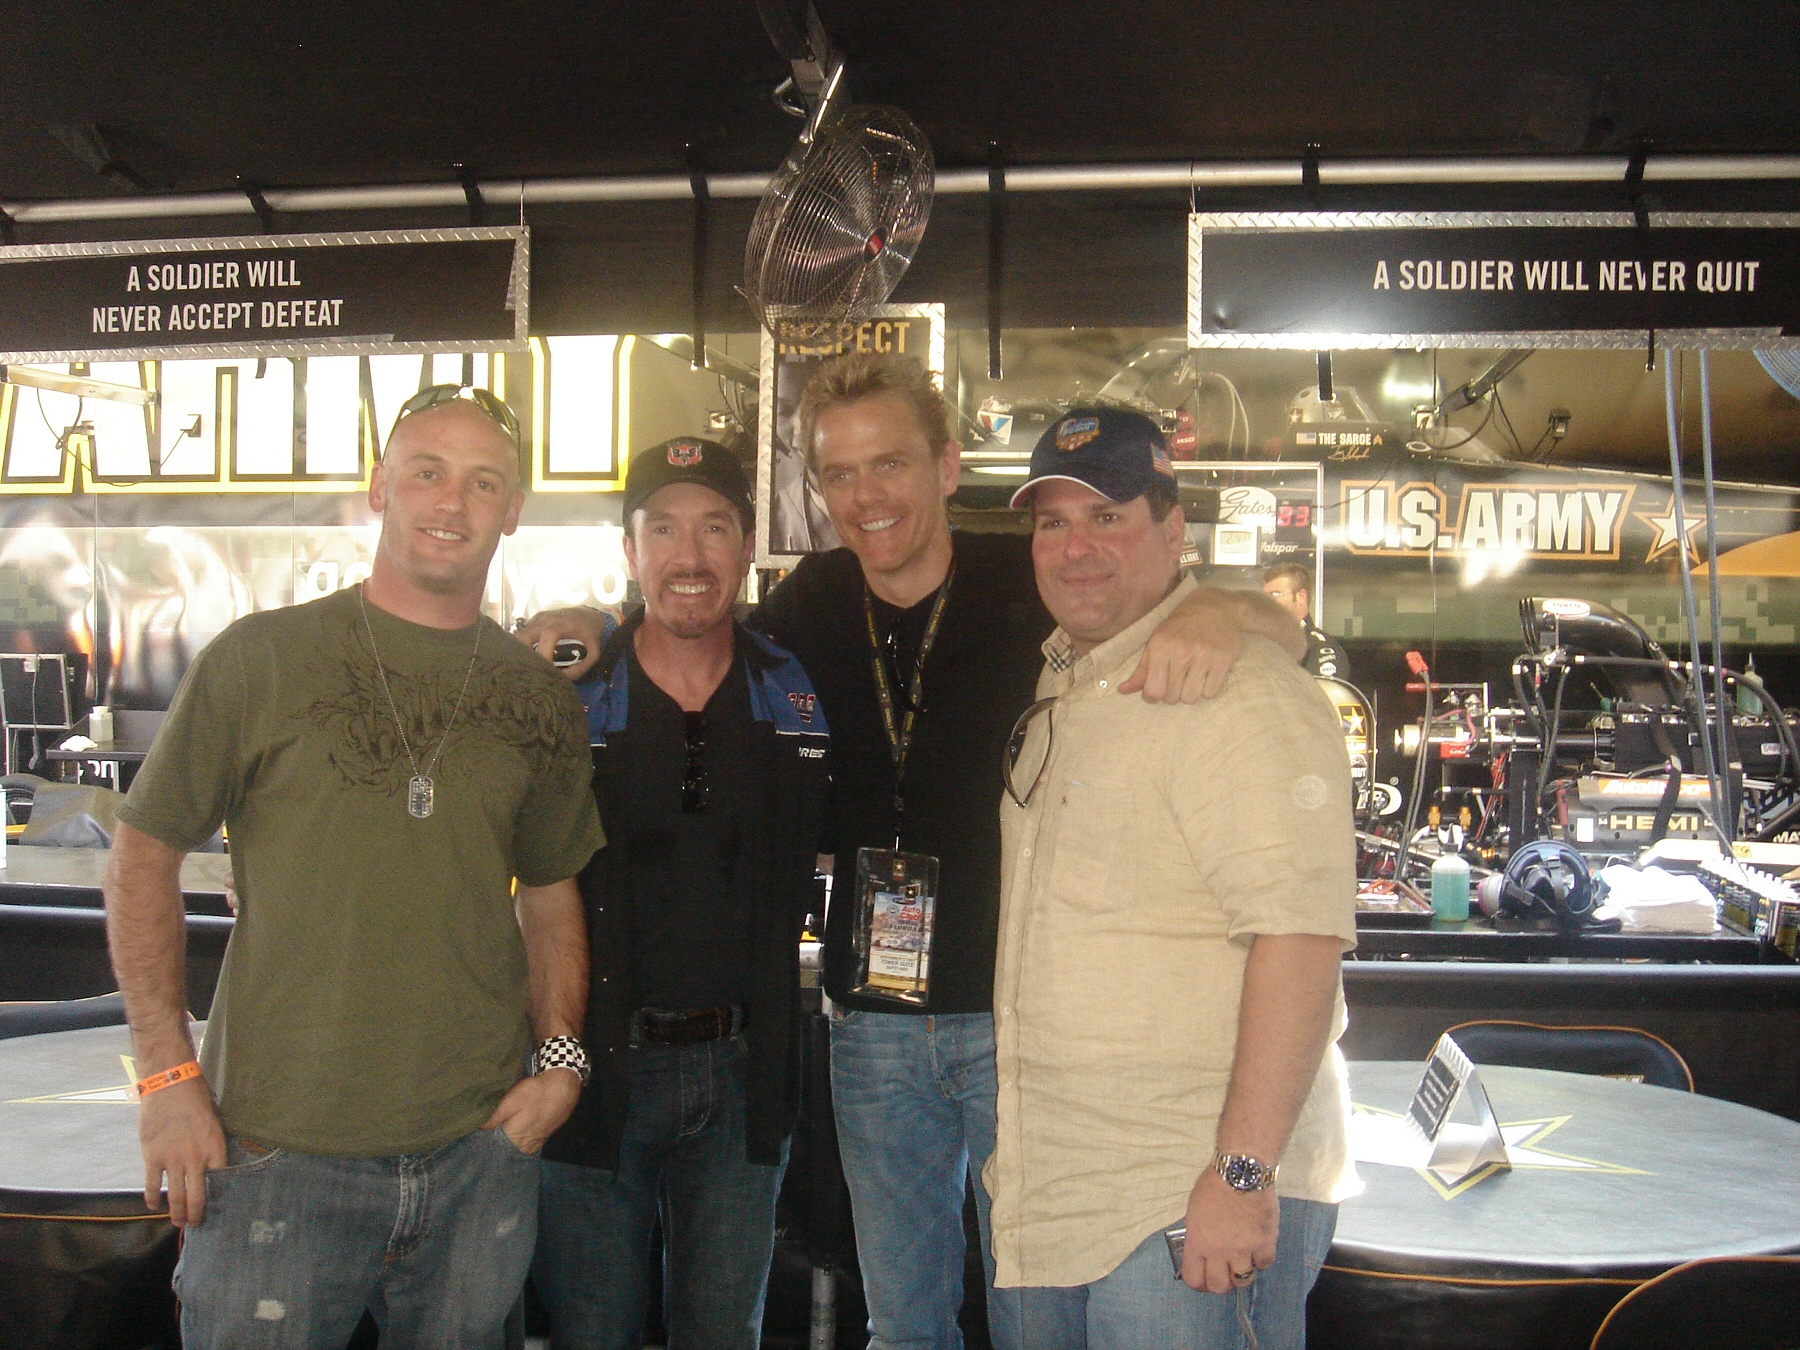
{"left": 1124, "top": 584, "right": 1307, "bottom": 703}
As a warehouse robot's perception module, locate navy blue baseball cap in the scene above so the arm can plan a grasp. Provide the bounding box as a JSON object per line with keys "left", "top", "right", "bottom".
{"left": 1009, "top": 407, "right": 1177, "bottom": 510}
{"left": 623, "top": 437, "right": 754, "bottom": 527}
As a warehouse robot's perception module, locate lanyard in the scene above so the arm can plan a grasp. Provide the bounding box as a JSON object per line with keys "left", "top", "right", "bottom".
{"left": 863, "top": 562, "right": 954, "bottom": 846}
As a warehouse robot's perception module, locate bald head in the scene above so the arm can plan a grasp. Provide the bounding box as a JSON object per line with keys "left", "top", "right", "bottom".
{"left": 384, "top": 400, "right": 523, "bottom": 491}
{"left": 367, "top": 398, "right": 527, "bottom": 616}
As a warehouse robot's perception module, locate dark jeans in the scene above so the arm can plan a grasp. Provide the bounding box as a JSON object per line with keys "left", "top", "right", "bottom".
{"left": 534, "top": 1036, "right": 788, "bottom": 1350}
{"left": 175, "top": 1126, "right": 538, "bottom": 1350}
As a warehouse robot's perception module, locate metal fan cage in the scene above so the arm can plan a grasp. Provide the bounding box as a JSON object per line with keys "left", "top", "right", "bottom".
{"left": 1757, "top": 349, "right": 1800, "bottom": 400}
{"left": 743, "top": 103, "right": 934, "bottom": 340}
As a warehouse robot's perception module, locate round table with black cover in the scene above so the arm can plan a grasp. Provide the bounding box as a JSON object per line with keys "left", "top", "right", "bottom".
{"left": 1310, "top": 1062, "right": 1800, "bottom": 1350}
{"left": 0, "top": 1022, "right": 180, "bottom": 1350}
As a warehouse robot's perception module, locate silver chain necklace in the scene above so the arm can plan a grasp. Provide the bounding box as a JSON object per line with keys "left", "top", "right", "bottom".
{"left": 358, "top": 585, "right": 483, "bottom": 819}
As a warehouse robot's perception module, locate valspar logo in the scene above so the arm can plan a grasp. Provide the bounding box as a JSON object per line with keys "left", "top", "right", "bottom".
{"left": 1339, "top": 481, "right": 1634, "bottom": 559}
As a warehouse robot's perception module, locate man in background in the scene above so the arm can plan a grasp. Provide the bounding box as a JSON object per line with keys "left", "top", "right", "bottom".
{"left": 1263, "top": 560, "right": 1352, "bottom": 681}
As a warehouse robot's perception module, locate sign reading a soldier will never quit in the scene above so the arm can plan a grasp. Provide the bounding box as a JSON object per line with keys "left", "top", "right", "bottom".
{"left": 1187, "top": 212, "right": 1800, "bottom": 351}
{"left": 0, "top": 227, "right": 528, "bottom": 364}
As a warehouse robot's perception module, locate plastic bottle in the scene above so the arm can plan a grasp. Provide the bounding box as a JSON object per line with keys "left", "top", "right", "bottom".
{"left": 1431, "top": 853, "right": 1471, "bottom": 922}
{"left": 89, "top": 706, "right": 114, "bottom": 743}
{"left": 1739, "top": 654, "right": 1762, "bottom": 714}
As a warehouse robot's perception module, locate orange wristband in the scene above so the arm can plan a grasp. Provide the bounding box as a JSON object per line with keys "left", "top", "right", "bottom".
{"left": 135, "top": 1061, "right": 204, "bottom": 1099}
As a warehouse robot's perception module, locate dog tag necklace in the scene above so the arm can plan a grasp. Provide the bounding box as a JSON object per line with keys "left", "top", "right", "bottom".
{"left": 359, "top": 586, "right": 482, "bottom": 819}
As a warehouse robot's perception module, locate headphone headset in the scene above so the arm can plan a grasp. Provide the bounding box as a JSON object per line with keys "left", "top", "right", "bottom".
{"left": 1490, "top": 840, "right": 1613, "bottom": 931}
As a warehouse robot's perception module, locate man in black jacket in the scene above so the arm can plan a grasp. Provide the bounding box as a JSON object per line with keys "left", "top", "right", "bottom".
{"left": 533, "top": 439, "right": 829, "bottom": 1350}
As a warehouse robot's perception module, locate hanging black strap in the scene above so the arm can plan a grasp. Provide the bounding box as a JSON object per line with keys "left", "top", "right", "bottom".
{"left": 863, "top": 563, "right": 954, "bottom": 844}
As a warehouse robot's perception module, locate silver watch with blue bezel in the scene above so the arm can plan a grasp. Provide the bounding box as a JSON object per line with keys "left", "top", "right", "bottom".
{"left": 1213, "top": 1150, "right": 1279, "bottom": 1192}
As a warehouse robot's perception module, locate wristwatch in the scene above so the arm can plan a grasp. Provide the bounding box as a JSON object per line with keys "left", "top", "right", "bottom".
{"left": 1213, "top": 1150, "right": 1279, "bottom": 1192}
{"left": 532, "top": 1035, "right": 591, "bottom": 1086}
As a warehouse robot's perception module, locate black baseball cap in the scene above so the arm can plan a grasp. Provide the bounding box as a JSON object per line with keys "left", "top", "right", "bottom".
{"left": 623, "top": 437, "right": 754, "bottom": 527}
{"left": 1009, "top": 407, "right": 1176, "bottom": 510}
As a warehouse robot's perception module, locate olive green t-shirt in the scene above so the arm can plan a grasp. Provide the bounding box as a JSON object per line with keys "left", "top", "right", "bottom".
{"left": 118, "top": 586, "right": 605, "bottom": 1157}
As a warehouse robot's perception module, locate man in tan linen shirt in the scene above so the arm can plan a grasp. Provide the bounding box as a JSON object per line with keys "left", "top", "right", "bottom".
{"left": 984, "top": 408, "right": 1359, "bottom": 1349}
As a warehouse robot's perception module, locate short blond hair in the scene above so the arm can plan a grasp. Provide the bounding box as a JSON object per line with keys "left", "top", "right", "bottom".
{"left": 793, "top": 352, "right": 953, "bottom": 470}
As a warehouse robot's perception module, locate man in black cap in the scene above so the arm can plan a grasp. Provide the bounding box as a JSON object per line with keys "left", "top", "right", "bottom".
{"left": 533, "top": 438, "right": 831, "bottom": 1350}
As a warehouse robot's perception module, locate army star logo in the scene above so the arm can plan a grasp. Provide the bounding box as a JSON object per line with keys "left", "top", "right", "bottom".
{"left": 8, "top": 1032, "right": 208, "bottom": 1106}
{"left": 1636, "top": 506, "right": 1705, "bottom": 563}
{"left": 10, "top": 1053, "right": 144, "bottom": 1105}
{"left": 1352, "top": 1103, "right": 1648, "bottom": 1200}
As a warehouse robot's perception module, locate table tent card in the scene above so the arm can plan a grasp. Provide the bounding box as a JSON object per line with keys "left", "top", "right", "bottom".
{"left": 1349, "top": 1034, "right": 1511, "bottom": 1187}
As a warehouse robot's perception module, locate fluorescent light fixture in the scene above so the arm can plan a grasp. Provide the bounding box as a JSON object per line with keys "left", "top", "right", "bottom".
{"left": 545, "top": 335, "right": 619, "bottom": 475}
{"left": 158, "top": 361, "right": 222, "bottom": 475}
{"left": 230, "top": 359, "right": 298, "bottom": 475}
{"left": 304, "top": 356, "right": 362, "bottom": 475}
{"left": 83, "top": 362, "right": 153, "bottom": 477}
{"left": 1, "top": 364, "right": 157, "bottom": 406}
{"left": 970, "top": 465, "right": 1030, "bottom": 476}
{"left": 1382, "top": 377, "right": 1436, "bottom": 403}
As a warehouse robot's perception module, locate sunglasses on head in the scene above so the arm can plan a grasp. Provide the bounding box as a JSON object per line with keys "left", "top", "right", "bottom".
{"left": 395, "top": 384, "right": 521, "bottom": 446}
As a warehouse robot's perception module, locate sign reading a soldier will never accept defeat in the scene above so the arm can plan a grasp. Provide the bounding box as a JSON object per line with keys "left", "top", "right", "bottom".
{"left": 0, "top": 227, "right": 528, "bottom": 363}
{"left": 1188, "top": 212, "right": 1800, "bottom": 350}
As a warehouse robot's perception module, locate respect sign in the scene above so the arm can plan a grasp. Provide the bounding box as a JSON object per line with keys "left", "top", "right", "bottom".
{"left": 0, "top": 228, "right": 527, "bottom": 362}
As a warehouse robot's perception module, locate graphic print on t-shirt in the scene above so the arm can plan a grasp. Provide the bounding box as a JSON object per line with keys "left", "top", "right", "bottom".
{"left": 300, "top": 628, "right": 589, "bottom": 800}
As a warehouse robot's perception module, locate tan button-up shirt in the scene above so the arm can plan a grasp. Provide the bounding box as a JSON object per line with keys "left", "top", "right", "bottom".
{"left": 985, "top": 576, "right": 1360, "bottom": 1289}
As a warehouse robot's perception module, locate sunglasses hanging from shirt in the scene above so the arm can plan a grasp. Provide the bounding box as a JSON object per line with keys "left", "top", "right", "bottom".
{"left": 847, "top": 564, "right": 954, "bottom": 1007}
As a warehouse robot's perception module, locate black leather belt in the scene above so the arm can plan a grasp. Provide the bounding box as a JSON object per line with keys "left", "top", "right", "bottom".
{"left": 636, "top": 1006, "right": 744, "bottom": 1046}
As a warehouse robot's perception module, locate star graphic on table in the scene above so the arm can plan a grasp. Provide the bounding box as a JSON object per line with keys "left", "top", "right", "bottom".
{"left": 8, "top": 1054, "right": 142, "bottom": 1105}
{"left": 1352, "top": 1105, "right": 1648, "bottom": 1200}
{"left": 1635, "top": 506, "right": 1705, "bottom": 563}
{"left": 8, "top": 1033, "right": 205, "bottom": 1106}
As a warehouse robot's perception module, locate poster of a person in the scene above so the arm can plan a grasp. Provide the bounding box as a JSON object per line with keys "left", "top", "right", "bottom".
{"left": 755, "top": 303, "right": 944, "bottom": 566}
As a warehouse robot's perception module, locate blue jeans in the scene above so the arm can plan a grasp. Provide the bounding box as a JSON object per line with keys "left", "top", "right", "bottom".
{"left": 829, "top": 1008, "right": 1015, "bottom": 1350}
{"left": 533, "top": 1036, "right": 787, "bottom": 1350}
{"left": 987, "top": 1198, "right": 1338, "bottom": 1350}
{"left": 174, "top": 1125, "right": 539, "bottom": 1349}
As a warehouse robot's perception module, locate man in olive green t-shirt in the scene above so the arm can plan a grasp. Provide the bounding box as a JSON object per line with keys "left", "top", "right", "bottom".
{"left": 103, "top": 389, "right": 605, "bottom": 1349}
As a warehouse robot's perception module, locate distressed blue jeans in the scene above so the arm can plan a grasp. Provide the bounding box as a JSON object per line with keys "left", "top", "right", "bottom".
{"left": 986, "top": 1199, "right": 1338, "bottom": 1350}
{"left": 174, "top": 1125, "right": 539, "bottom": 1350}
{"left": 829, "top": 1007, "right": 1016, "bottom": 1350}
{"left": 533, "top": 1036, "right": 787, "bottom": 1350}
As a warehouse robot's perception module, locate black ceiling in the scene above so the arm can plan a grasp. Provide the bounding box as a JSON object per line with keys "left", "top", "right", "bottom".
{"left": 7, "top": 2, "right": 1800, "bottom": 486}
{"left": 5, "top": 1, "right": 1799, "bottom": 202}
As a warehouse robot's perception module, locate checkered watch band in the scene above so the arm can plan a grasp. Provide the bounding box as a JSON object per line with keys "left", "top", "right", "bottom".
{"left": 532, "top": 1035, "right": 591, "bottom": 1086}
